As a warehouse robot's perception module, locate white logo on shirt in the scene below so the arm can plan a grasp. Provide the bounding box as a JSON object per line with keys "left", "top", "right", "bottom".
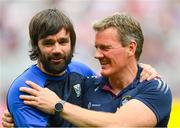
{"left": 87, "top": 102, "right": 101, "bottom": 109}
{"left": 73, "top": 84, "right": 81, "bottom": 97}
{"left": 94, "top": 86, "right": 100, "bottom": 92}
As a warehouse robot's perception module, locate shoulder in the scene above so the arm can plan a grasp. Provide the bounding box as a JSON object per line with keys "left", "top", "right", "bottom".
{"left": 139, "top": 78, "right": 171, "bottom": 96}
{"left": 137, "top": 78, "right": 172, "bottom": 103}
{"left": 68, "top": 72, "right": 86, "bottom": 82}
{"left": 7, "top": 66, "right": 49, "bottom": 126}
{"left": 8, "top": 67, "right": 32, "bottom": 93}
{"left": 7, "top": 67, "right": 31, "bottom": 114}
{"left": 135, "top": 78, "right": 172, "bottom": 124}
{"left": 67, "top": 61, "right": 96, "bottom": 77}
{"left": 7, "top": 65, "right": 47, "bottom": 104}
{"left": 83, "top": 76, "right": 103, "bottom": 90}
{"left": 8, "top": 65, "right": 41, "bottom": 92}
{"left": 68, "top": 72, "right": 98, "bottom": 84}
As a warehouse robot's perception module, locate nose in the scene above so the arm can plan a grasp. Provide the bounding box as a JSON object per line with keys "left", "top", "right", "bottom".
{"left": 52, "top": 42, "right": 62, "bottom": 53}
{"left": 94, "top": 48, "right": 104, "bottom": 59}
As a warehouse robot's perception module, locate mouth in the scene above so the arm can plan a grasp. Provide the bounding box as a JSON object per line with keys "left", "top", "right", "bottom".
{"left": 51, "top": 58, "right": 64, "bottom": 63}
{"left": 99, "top": 59, "right": 110, "bottom": 66}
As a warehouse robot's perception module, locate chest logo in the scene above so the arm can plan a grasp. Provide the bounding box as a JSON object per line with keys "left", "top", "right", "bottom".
{"left": 121, "top": 95, "right": 132, "bottom": 105}
{"left": 73, "top": 84, "right": 81, "bottom": 97}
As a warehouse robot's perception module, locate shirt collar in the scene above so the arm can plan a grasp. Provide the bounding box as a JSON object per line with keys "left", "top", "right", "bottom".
{"left": 98, "top": 64, "right": 142, "bottom": 96}
{"left": 31, "top": 64, "right": 68, "bottom": 81}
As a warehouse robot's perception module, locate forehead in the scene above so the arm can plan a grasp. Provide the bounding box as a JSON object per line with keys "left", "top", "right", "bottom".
{"left": 42, "top": 28, "right": 70, "bottom": 40}
{"left": 95, "top": 27, "right": 120, "bottom": 46}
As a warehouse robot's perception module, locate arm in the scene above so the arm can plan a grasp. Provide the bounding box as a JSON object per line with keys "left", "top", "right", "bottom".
{"left": 60, "top": 99, "right": 157, "bottom": 127}
{"left": 7, "top": 80, "right": 49, "bottom": 127}
{"left": 20, "top": 80, "right": 171, "bottom": 127}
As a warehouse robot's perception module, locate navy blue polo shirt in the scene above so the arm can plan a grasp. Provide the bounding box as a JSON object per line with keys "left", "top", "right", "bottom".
{"left": 82, "top": 66, "right": 172, "bottom": 127}
{"left": 7, "top": 61, "right": 96, "bottom": 127}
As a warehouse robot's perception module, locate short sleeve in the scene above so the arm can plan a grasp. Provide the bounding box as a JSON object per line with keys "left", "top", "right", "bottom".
{"left": 134, "top": 79, "right": 172, "bottom": 122}
{"left": 7, "top": 79, "right": 49, "bottom": 127}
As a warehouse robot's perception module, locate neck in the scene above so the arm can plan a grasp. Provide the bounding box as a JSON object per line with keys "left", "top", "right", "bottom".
{"left": 108, "top": 61, "right": 138, "bottom": 94}
{"left": 37, "top": 61, "right": 65, "bottom": 76}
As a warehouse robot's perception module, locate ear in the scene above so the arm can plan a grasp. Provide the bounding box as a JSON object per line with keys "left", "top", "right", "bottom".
{"left": 128, "top": 40, "right": 137, "bottom": 56}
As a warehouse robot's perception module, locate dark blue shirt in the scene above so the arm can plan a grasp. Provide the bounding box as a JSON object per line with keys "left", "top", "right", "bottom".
{"left": 7, "top": 61, "right": 96, "bottom": 127}
{"left": 82, "top": 66, "right": 172, "bottom": 127}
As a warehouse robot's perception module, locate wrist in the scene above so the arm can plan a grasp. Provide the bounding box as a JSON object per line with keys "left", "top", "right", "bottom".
{"left": 54, "top": 99, "right": 66, "bottom": 115}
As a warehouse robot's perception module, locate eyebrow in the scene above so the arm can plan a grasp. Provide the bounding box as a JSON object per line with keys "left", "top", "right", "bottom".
{"left": 42, "top": 39, "right": 53, "bottom": 42}
{"left": 41, "top": 37, "right": 70, "bottom": 43}
{"left": 95, "top": 44, "right": 111, "bottom": 48}
{"left": 40, "top": 39, "right": 54, "bottom": 45}
{"left": 57, "top": 37, "right": 69, "bottom": 42}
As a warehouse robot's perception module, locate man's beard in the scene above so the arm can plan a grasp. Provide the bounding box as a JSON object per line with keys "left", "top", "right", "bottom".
{"left": 39, "top": 51, "right": 72, "bottom": 75}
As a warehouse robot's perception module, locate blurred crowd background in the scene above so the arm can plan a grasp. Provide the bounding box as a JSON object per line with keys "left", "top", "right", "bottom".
{"left": 0, "top": 0, "right": 179, "bottom": 126}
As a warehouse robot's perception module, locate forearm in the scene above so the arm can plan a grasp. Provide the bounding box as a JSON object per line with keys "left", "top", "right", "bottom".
{"left": 61, "top": 102, "right": 118, "bottom": 127}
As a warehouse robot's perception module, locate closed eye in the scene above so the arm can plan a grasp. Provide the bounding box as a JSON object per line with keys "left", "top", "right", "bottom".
{"left": 95, "top": 45, "right": 112, "bottom": 52}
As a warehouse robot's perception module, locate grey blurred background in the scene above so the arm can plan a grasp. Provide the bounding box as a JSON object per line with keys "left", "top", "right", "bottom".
{"left": 0, "top": 0, "right": 180, "bottom": 123}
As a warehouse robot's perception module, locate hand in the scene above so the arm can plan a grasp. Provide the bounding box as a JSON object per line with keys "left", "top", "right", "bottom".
{"left": 2, "top": 109, "right": 14, "bottom": 128}
{"left": 19, "top": 81, "right": 60, "bottom": 115}
{"left": 139, "top": 63, "right": 161, "bottom": 82}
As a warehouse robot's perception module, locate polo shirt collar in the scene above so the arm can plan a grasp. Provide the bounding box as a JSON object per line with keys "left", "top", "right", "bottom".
{"left": 98, "top": 64, "right": 142, "bottom": 97}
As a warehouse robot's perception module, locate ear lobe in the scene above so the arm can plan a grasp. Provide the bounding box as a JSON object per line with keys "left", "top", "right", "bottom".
{"left": 128, "top": 41, "right": 137, "bottom": 56}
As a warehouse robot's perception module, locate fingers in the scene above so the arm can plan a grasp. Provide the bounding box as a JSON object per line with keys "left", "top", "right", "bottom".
{"left": 4, "top": 109, "right": 12, "bottom": 117}
{"left": 19, "top": 95, "right": 38, "bottom": 108}
{"left": 25, "top": 81, "right": 42, "bottom": 91}
{"left": 140, "top": 68, "right": 155, "bottom": 82}
{"left": 20, "top": 81, "right": 43, "bottom": 98}
{"left": 19, "top": 87, "right": 38, "bottom": 96}
{"left": 140, "top": 72, "right": 150, "bottom": 82}
{"left": 147, "top": 73, "right": 161, "bottom": 81}
{"left": 139, "top": 63, "right": 151, "bottom": 69}
{"left": 139, "top": 63, "right": 162, "bottom": 82}
{"left": 2, "top": 114, "right": 14, "bottom": 128}
{"left": 140, "top": 70, "right": 161, "bottom": 82}
{"left": 23, "top": 100, "right": 37, "bottom": 106}
{"left": 19, "top": 95, "right": 37, "bottom": 101}
{"left": 19, "top": 95, "right": 37, "bottom": 106}
{"left": 2, "top": 116, "right": 14, "bottom": 123}
{"left": 2, "top": 121, "right": 14, "bottom": 128}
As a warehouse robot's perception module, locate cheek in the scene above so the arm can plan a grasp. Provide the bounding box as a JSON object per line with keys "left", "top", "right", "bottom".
{"left": 65, "top": 46, "right": 72, "bottom": 55}
{"left": 111, "top": 51, "right": 128, "bottom": 64}
{"left": 39, "top": 49, "right": 50, "bottom": 59}
{"left": 39, "top": 46, "right": 51, "bottom": 54}
{"left": 39, "top": 52, "right": 47, "bottom": 60}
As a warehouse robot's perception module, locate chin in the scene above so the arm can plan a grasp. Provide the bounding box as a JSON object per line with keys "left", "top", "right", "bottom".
{"left": 100, "top": 70, "right": 111, "bottom": 77}
{"left": 100, "top": 67, "right": 117, "bottom": 77}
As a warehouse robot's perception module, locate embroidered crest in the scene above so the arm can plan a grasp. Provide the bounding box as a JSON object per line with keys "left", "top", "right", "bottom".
{"left": 121, "top": 95, "right": 132, "bottom": 105}
{"left": 73, "top": 84, "right": 81, "bottom": 97}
